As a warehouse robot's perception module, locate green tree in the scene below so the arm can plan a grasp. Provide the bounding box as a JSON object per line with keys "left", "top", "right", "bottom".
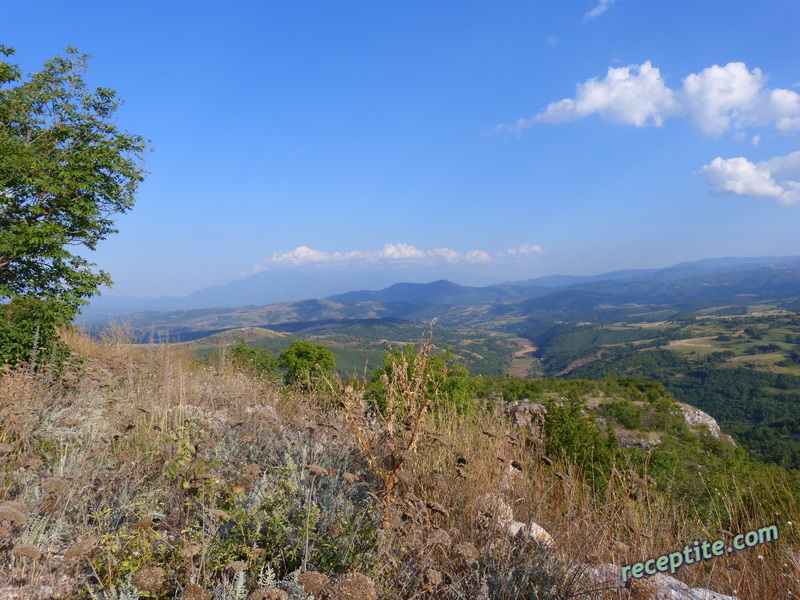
{"left": 542, "top": 393, "right": 618, "bottom": 492}
{"left": 229, "top": 339, "right": 277, "bottom": 377}
{"left": 0, "top": 46, "right": 147, "bottom": 364}
{"left": 278, "top": 340, "right": 336, "bottom": 389}
{"left": 0, "top": 46, "right": 147, "bottom": 307}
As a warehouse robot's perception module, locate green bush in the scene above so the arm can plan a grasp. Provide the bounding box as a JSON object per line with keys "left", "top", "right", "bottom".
{"left": 229, "top": 338, "right": 277, "bottom": 377}
{"left": 278, "top": 340, "right": 336, "bottom": 390}
{"left": 542, "top": 393, "right": 619, "bottom": 491}
{"left": 601, "top": 399, "right": 644, "bottom": 430}
{"left": 0, "top": 295, "right": 73, "bottom": 368}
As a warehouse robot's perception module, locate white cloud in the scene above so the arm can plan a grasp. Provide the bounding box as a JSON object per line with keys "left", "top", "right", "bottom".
{"left": 681, "top": 63, "right": 764, "bottom": 135}
{"left": 700, "top": 151, "right": 800, "bottom": 206}
{"left": 701, "top": 157, "right": 783, "bottom": 197}
{"left": 513, "top": 62, "right": 676, "bottom": 128}
{"left": 761, "top": 150, "right": 800, "bottom": 179}
{"left": 502, "top": 61, "right": 800, "bottom": 137}
{"left": 430, "top": 247, "right": 461, "bottom": 263}
{"left": 505, "top": 243, "right": 543, "bottom": 256}
{"left": 584, "top": 0, "right": 617, "bottom": 20}
{"left": 380, "top": 243, "right": 427, "bottom": 261}
{"left": 265, "top": 246, "right": 364, "bottom": 267}
{"left": 770, "top": 88, "right": 800, "bottom": 133}
{"left": 252, "top": 242, "right": 540, "bottom": 271}
{"left": 465, "top": 249, "right": 493, "bottom": 264}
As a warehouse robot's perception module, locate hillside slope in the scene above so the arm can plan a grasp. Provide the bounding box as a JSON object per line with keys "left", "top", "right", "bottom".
{"left": 0, "top": 331, "right": 796, "bottom": 599}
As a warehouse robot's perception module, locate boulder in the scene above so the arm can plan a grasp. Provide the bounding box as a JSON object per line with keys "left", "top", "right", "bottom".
{"left": 474, "top": 494, "right": 553, "bottom": 547}
{"left": 679, "top": 404, "right": 723, "bottom": 439}
{"left": 588, "top": 563, "right": 740, "bottom": 600}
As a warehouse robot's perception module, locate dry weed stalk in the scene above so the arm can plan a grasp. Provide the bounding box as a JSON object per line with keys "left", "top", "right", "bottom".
{"left": 333, "top": 324, "right": 443, "bottom": 526}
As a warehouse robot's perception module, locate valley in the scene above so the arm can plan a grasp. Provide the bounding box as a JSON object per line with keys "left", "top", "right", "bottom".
{"left": 87, "top": 257, "right": 800, "bottom": 469}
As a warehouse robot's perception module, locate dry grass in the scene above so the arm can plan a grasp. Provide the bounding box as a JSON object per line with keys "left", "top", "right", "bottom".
{"left": 370, "top": 401, "right": 800, "bottom": 599}
{"left": 0, "top": 328, "right": 797, "bottom": 599}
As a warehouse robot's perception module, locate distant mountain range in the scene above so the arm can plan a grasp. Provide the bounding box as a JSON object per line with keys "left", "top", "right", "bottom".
{"left": 81, "top": 256, "right": 800, "bottom": 341}
{"left": 85, "top": 268, "right": 408, "bottom": 315}
{"left": 326, "top": 280, "right": 538, "bottom": 305}
{"left": 86, "top": 255, "right": 800, "bottom": 318}
{"left": 509, "top": 255, "right": 800, "bottom": 287}
{"left": 328, "top": 256, "right": 800, "bottom": 306}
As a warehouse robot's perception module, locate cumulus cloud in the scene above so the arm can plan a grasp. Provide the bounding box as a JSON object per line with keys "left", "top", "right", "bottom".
{"left": 530, "top": 62, "right": 675, "bottom": 127}
{"left": 380, "top": 243, "right": 427, "bottom": 261}
{"left": 501, "top": 61, "right": 800, "bottom": 136}
{"left": 701, "top": 157, "right": 784, "bottom": 197}
{"left": 761, "top": 150, "right": 800, "bottom": 179}
{"left": 465, "top": 249, "right": 493, "bottom": 263}
{"left": 700, "top": 151, "right": 800, "bottom": 206}
{"left": 252, "top": 243, "right": 542, "bottom": 272}
{"left": 266, "top": 246, "right": 363, "bottom": 266}
{"left": 682, "top": 63, "right": 764, "bottom": 135}
{"left": 770, "top": 88, "right": 800, "bottom": 133}
{"left": 584, "top": 0, "right": 617, "bottom": 20}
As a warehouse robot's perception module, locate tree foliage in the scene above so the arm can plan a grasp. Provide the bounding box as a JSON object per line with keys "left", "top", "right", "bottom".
{"left": 0, "top": 295, "right": 72, "bottom": 367}
{"left": 229, "top": 338, "right": 277, "bottom": 377}
{"left": 278, "top": 340, "right": 336, "bottom": 389}
{"left": 0, "top": 46, "right": 148, "bottom": 308}
{"left": 0, "top": 46, "right": 147, "bottom": 366}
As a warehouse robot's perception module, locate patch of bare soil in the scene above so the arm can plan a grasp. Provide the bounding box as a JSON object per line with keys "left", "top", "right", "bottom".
{"left": 507, "top": 338, "right": 538, "bottom": 377}
{"left": 667, "top": 336, "right": 717, "bottom": 348}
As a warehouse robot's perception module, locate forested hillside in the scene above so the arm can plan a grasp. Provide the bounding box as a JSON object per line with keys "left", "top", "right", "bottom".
{"left": 523, "top": 312, "right": 800, "bottom": 468}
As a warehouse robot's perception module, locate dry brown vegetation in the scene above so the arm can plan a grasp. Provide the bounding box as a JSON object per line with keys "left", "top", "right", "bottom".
{"left": 0, "top": 327, "right": 798, "bottom": 599}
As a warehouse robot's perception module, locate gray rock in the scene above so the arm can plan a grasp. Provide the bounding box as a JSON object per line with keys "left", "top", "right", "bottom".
{"left": 679, "top": 404, "right": 722, "bottom": 439}
{"left": 588, "top": 563, "right": 740, "bottom": 600}
{"left": 474, "top": 494, "right": 553, "bottom": 547}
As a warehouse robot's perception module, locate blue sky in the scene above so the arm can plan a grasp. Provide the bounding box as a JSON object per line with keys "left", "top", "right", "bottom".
{"left": 4, "top": 1, "right": 800, "bottom": 298}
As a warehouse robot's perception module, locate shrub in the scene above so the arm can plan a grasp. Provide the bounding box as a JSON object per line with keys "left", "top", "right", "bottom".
{"left": 229, "top": 339, "right": 277, "bottom": 377}
{"left": 0, "top": 295, "right": 73, "bottom": 368}
{"left": 278, "top": 340, "right": 336, "bottom": 390}
{"left": 542, "top": 393, "right": 619, "bottom": 492}
{"left": 601, "top": 399, "right": 644, "bottom": 430}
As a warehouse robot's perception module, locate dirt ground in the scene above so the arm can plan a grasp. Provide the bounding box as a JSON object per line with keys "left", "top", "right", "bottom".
{"left": 507, "top": 337, "right": 537, "bottom": 377}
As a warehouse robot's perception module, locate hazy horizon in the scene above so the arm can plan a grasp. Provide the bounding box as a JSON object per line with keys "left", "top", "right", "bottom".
{"left": 89, "top": 253, "right": 800, "bottom": 308}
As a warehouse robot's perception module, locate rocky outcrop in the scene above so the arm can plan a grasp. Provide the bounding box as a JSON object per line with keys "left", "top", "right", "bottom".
{"left": 502, "top": 401, "right": 548, "bottom": 428}
{"left": 503, "top": 399, "right": 726, "bottom": 446}
{"left": 679, "top": 404, "right": 722, "bottom": 439}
